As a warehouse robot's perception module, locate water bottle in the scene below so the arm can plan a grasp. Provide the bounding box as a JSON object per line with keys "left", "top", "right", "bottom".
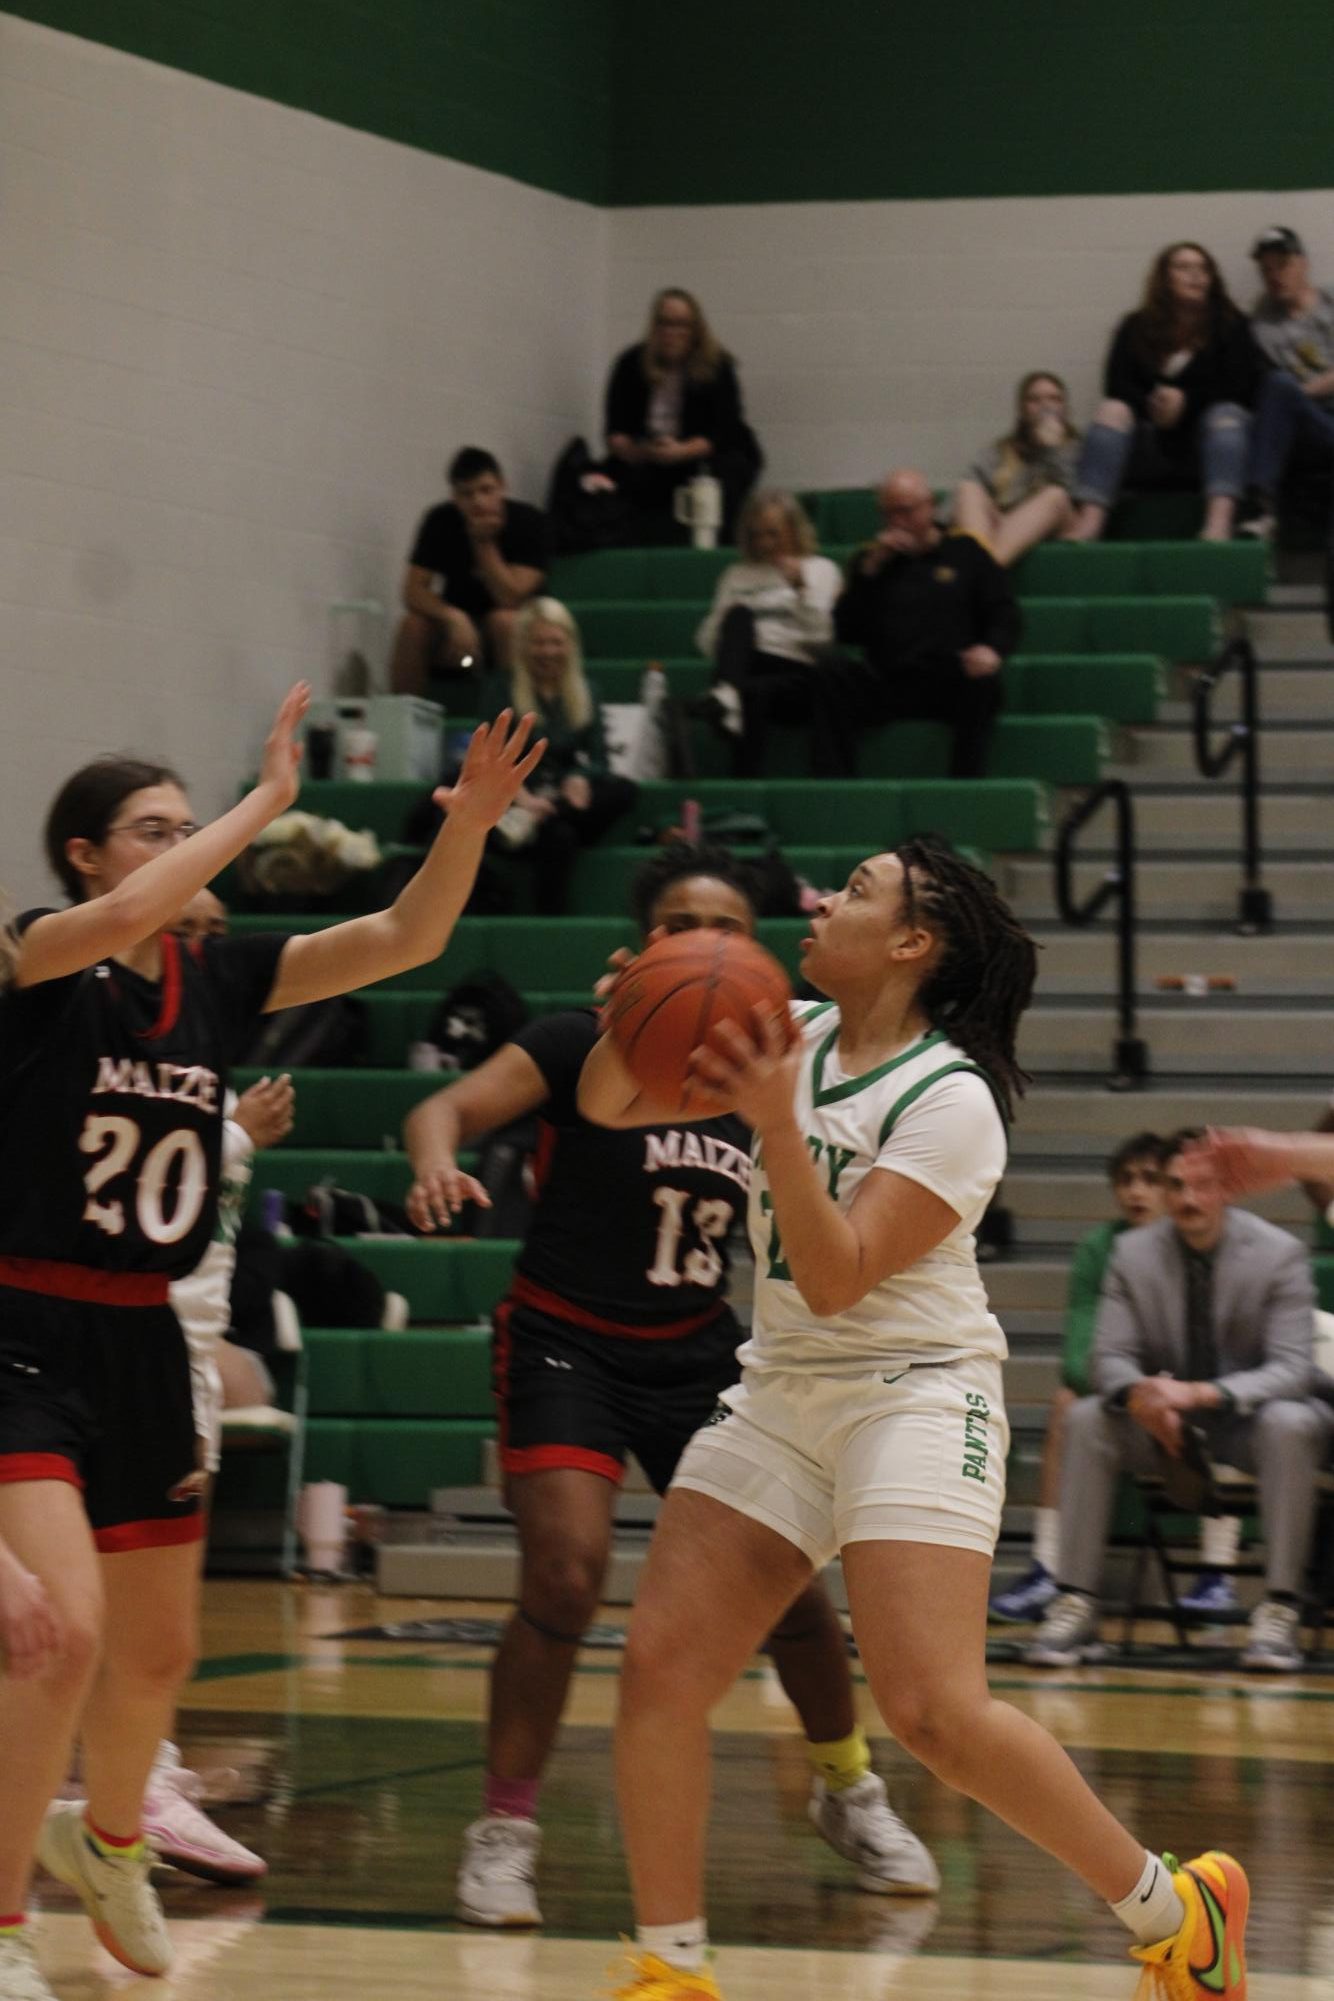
{"left": 640, "top": 661, "right": 667, "bottom": 715}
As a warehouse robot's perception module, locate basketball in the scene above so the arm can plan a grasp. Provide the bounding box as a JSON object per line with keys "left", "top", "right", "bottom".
{"left": 607, "top": 929, "right": 794, "bottom": 1113}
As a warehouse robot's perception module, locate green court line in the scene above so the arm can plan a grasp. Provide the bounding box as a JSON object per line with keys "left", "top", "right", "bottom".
{"left": 289, "top": 1753, "right": 484, "bottom": 1801}
{"left": 195, "top": 1647, "right": 1334, "bottom": 1703}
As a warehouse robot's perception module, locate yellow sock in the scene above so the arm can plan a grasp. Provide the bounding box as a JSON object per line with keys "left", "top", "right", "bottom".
{"left": 806, "top": 1723, "right": 871, "bottom": 1794}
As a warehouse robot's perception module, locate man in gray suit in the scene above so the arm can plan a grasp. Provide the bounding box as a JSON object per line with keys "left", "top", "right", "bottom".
{"left": 1026, "top": 1129, "right": 1330, "bottom": 1672}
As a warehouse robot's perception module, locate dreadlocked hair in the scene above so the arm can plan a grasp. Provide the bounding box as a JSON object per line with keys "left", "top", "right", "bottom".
{"left": 895, "top": 834, "right": 1038, "bottom": 1123}
{"left": 630, "top": 840, "right": 756, "bottom": 937}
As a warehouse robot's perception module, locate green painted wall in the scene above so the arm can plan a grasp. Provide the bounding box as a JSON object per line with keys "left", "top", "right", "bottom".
{"left": 4, "top": 0, "right": 616, "bottom": 204}
{"left": 611, "top": 0, "right": 1334, "bottom": 206}
{"left": 9, "top": 0, "right": 1334, "bottom": 208}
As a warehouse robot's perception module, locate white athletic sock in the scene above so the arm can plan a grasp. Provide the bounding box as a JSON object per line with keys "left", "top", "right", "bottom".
{"left": 636, "top": 1919, "right": 708, "bottom": 1973}
{"left": 1109, "top": 1851, "right": 1187, "bottom": 1947}
{"left": 1033, "top": 1507, "right": 1060, "bottom": 1575}
{"left": 1200, "top": 1514, "right": 1240, "bottom": 1570}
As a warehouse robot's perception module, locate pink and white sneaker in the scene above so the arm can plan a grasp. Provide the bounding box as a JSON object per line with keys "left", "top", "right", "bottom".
{"left": 142, "top": 1743, "right": 268, "bottom": 1886}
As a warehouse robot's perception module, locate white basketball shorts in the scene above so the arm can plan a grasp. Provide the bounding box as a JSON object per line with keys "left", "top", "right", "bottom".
{"left": 672, "top": 1354, "right": 1008, "bottom": 1566}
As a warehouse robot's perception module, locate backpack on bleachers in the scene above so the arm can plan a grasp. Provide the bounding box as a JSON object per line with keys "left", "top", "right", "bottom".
{"left": 426, "top": 971, "right": 529, "bottom": 1073}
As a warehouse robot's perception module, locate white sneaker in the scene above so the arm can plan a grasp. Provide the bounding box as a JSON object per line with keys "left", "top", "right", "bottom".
{"left": 1023, "top": 1590, "right": 1105, "bottom": 1668}
{"left": 1241, "top": 1598, "right": 1303, "bottom": 1672}
{"left": 808, "top": 1773, "right": 940, "bottom": 1895}
{"left": 0, "top": 1932, "right": 58, "bottom": 2001}
{"left": 36, "top": 1801, "right": 172, "bottom": 1976}
{"left": 142, "top": 1742, "right": 267, "bottom": 1885}
{"left": 454, "top": 1816, "right": 542, "bottom": 1926}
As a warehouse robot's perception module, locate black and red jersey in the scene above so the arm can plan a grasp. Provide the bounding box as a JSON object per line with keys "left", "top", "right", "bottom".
{"left": 510, "top": 1010, "right": 752, "bottom": 1334}
{"left": 0, "top": 915, "right": 288, "bottom": 1279}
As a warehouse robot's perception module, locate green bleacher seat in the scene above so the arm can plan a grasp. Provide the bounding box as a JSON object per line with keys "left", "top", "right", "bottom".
{"left": 1014, "top": 541, "right": 1266, "bottom": 605}
{"left": 585, "top": 652, "right": 1161, "bottom": 729}
{"left": 233, "top": 1068, "right": 443, "bottom": 1146}
{"left": 1005, "top": 655, "right": 1162, "bottom": 724}
{"left": 303, "top": 1417, "right": 491, "bottom": 1497}
{"left": 680, "top": 715, "right": 1107, "bottom": 786}
{"left": 324, "top": 1238, "right": 518, "bottom": 1320}
{"left": 303, "top": 1325, "right": 493, "bottom": 1419}
{"left": 1018, "top": 595, "right": 1219, "bottom": 657}
{"left": 248, "top": 1148, "right": 422, "bottom": 1209}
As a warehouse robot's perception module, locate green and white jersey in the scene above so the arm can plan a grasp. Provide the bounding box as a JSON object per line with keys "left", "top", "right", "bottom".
{"left": 742, "top": 1003, "right": 1008, "bottom": 1373}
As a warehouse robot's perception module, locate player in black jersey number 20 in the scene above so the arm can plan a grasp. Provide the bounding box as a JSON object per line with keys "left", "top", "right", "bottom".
{"left": 405, "top": 844, "right": 938, "bottom": 1930}
{"left": 0, "top": 687, "right": 542, "bottom": 1998}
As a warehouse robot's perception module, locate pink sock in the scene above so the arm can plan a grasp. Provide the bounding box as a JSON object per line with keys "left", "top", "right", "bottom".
{"left": 484, "top": 1775, "right": 539, "bottom": 1821}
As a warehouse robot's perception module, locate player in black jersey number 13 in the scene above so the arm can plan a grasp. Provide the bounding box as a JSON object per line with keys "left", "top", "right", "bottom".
{"left": 405, "top": 845, "right": 937, "bottom": 1931}
{"left": 0, "top": 687, "right": 542, "bottom": 1999}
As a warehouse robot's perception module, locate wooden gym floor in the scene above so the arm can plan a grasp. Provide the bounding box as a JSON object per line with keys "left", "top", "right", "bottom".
{"left": 27, "top": 1578, "right": 1334, "bottom": 1998}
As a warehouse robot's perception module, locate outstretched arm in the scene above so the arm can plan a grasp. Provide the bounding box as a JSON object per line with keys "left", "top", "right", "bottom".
{"left": 404, "top": 1042, "right": 550, "bottom": 1230}
{"left": 263, "top": 712, "right": 545, "bottom": 1011}
{"left": 16, "top": 684, "right": 310, "bottom": 989}
{"left": 1192, "top": 1126, "right": 1334, "bottom": 1199}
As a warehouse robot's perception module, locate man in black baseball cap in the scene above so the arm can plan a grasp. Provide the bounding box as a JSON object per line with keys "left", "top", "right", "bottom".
{"left": 1245, "top": 227, "right": 1334, "bottom": 538}
{"left": 1251, "top": 225, "right": 1305, "bottom": 261}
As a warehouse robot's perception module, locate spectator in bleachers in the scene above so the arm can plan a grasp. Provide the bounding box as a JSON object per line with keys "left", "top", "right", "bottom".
{"left": 1026, "top": 1129, "right": 1327, "bottom": 1675}
{"left": 1245, "top": 227, "right": 1334, "bottom": 542}
{"left": 472, "top": 598, "right": 636, "bottom": 915}
{"left": 954, "top": 371, "right": 1080, "bottom": 566}
{"left": 1069, "top": 243, "right": 1260, "bottom": 542}
{"left": 173, "top": 885, "right": 229, "bottom": 943}
{"left": 833, "top": 468, "right": 1020, "bottom": 779}
{"left": 691, "top": 490, "right": 849, "bottom": 775}
{"left": 603, "top": 288, "right": 762, "bottom": 543}
{"left": 991, "top": 1132, "right": 1170, "bottom": 1624}
{"left": 390, "top": 448, "right": 549, "bottom": 701}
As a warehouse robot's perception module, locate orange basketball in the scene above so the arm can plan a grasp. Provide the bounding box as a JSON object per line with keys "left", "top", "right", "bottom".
{"left": 607, "top": 930, "right": 794, "bottom": 1115}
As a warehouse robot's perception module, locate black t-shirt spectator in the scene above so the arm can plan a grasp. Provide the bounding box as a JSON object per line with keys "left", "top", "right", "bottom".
{"left": 408, "top": 500, "right": 550, "bottom": 619}
{"left": 835, "top": 531, "right": 1022, "bottom": 676}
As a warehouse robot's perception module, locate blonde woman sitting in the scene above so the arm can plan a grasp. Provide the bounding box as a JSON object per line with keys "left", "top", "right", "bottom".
{"left": 955, "top": 372, "right": 1080, "bottom": 566}
{"left": 480, "top": 599, "right": 637, "bottom": 915}
{"left": 692, "top": 491, "right": 853, "bottom": 776}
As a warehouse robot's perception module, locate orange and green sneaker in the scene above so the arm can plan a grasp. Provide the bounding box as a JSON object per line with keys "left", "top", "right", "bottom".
{"left": 1132, "top": 1851, "right": 1249, "bottom": 1999}
{"left": 609, "top": 1952, "right": 723, "bottom": 2001}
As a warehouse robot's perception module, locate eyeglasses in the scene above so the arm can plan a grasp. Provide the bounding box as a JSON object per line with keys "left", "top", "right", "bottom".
{"left": 105, "top": 817, "right": 199, "bottom": 849}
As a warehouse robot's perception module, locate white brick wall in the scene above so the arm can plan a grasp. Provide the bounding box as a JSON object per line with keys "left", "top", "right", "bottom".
{"left": 0, "top": 16, "right": 605, "bottom": 901}
{"left": 5, "top": 14, "right": 1334, "bottom": 907}
{"left": 606, "top": 192, "right": 1334, "bottom": 494}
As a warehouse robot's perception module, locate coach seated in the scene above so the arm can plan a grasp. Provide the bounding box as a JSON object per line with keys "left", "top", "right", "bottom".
{"left": 833, "top": 468, "right": 1020, "bottom": 779}
{"left": 1026, "top": 1129, "right": 1329, "bottom": 1675}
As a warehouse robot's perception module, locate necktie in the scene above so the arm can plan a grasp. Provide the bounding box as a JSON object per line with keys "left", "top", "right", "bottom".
{"left": 1183, "top": 1246, "right": 1217, "bottom": 1383}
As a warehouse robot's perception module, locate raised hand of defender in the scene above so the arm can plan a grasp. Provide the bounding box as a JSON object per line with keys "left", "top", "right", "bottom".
{"left": 688, "top": 1005, "right": 798, "bottom": 1133}
{"left": 0, "top": 1545, "right": 61, "bottom": 1683}
{"left": 407, "top": 1161, "right": 492, "bottom": 1233}
{"left": 234, "top": 1074, "right": 296, "bottom": 1150}
{"left": 1192, "top": 1126, "right": 1302, "bottom": 1199}
{"left": 258, "top": 682, "right": 312, "bottom": 812}
{"left": 435, "top": 711, "right": 546, "bottom": 833}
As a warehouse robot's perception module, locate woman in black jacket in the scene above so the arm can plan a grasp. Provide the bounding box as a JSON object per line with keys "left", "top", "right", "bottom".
{"left": 604, "top": 288, "right": 762, "bottom": 542}
{"left": 1070, "top": 242, "right": 1261, "bottom": 541}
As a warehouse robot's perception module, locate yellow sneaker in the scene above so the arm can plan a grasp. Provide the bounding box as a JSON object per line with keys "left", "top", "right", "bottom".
{"left": 609, "top": 1952, "right": 723, "bottom": 2001}
{"left": 1131, "top": 1851, "right": 1249, "bottom": 1999}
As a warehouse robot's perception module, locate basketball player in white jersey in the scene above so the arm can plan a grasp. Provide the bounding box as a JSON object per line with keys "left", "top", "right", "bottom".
{"left": 582, "top": 836, "right": 1249, "bottom": 2001}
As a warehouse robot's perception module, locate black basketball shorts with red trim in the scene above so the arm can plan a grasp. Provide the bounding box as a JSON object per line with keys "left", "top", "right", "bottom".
{"left": 0, "top": 1285, "right": 203, "bottom": 1554}
{"left": 493, "top": 1296, "right": 744, "bottom": 1495}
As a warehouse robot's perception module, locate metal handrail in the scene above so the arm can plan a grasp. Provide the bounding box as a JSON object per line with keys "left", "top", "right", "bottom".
{"left": 1192, "top": 632, "right": 1273, "bottom": 934}
{"left": 1055, "top": 778, "right": 1149, "bottom": 1090}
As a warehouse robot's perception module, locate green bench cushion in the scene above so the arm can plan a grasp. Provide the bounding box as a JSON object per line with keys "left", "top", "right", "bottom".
{"left": 304, "top": 1324, "right": 493, "bottom": 1418}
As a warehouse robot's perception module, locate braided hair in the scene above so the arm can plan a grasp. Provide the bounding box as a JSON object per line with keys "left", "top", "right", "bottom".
{"left": 895, "top": 835, "right": 1038, "bottom": 1122}
{"left": 630, "top": 840, "right": 755, "bottom": 938}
